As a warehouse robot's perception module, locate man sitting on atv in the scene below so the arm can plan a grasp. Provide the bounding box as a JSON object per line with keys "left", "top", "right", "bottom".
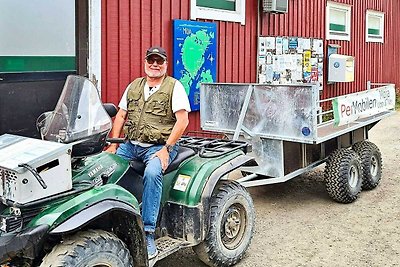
{"left": 106, "top": 46, "right": 190, "bottom": 259}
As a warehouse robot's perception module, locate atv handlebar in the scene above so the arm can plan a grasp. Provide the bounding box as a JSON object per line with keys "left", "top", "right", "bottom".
{"left": 106, "top": 138, "right": 126, "bottom": 144}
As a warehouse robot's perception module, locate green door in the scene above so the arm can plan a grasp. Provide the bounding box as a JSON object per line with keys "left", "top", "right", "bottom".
{"left": 0, "top": 0, "right": 88, "bottom": 138}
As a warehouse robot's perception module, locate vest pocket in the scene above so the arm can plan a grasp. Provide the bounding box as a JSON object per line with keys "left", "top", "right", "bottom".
{"left": 127, "top": 91, "right": 141, "bottom": 109}
{"left": 143, "top": 124, "right": 163, "bottom": 142}
{"left": 129, "top": 90, "right": 142, "bottom": 100}
{"left": 146, "top": 100, "right": 168, "bottom": 116}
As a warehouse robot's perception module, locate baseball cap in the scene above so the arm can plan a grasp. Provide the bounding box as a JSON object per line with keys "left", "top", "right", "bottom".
{"left": 146, "top": 46, "right": 167, "bottom": 60}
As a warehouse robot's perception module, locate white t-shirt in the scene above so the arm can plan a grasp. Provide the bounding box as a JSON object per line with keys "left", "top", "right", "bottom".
{"left": 118, "top": 79, "right": 191, "bottom": 113}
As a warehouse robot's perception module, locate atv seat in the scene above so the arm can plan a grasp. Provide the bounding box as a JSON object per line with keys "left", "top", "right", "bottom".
{"left": 129, "top": 146, "right": 195, "bottom": 176}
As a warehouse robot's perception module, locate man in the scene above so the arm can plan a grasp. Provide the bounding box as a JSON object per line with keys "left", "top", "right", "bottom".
{"left": 106, "top": 46, "right": 190, "bottom": 259}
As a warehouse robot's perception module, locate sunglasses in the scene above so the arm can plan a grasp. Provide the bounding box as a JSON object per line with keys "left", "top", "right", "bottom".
{"left": 146, "top": 57, "right": 166, "bottom": 65}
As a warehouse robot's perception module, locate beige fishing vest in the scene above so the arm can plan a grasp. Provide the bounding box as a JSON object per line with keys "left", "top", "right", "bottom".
{"left": 123, "top": 76, "right": 176, "bottom": 144}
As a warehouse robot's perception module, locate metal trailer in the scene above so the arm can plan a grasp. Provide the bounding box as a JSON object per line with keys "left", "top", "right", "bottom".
{"left": 200, "top": 82, "right": 396, "bottom": 203}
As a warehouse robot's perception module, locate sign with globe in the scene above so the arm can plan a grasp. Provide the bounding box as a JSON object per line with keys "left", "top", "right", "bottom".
{"left": 173, "top": 20, "right": 217, "bottom": 111}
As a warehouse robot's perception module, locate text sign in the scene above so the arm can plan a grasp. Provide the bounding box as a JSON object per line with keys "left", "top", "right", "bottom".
{"left": 332, "top": 85, "right": 396, "bottom": 126}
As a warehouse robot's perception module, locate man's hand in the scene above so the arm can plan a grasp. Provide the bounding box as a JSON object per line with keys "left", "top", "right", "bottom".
{"left": 154, "top": 146, "right": 170, "bottom": 171}
{"left": 153, "top": 109, "right": 188, "bottom": 171}
{"left": 105, "top": 144, "right": 118, "bottom": 154}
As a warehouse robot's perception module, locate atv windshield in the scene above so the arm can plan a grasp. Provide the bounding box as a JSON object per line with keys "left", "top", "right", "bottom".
{"left": 43, "top": 75, "right": 112, "bottom": 143}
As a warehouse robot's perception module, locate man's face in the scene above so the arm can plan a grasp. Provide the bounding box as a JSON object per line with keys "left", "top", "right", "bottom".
{"left": 144, "top": 55, "right": 167, "bottom": 78}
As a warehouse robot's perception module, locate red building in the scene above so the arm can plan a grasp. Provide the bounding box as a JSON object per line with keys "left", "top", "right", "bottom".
{"left": 102, "top": 0, "right": 400, "bottom": 132}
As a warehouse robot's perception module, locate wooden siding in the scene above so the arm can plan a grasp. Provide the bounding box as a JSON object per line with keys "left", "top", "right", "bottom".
{"left": 102, "top": 0, "right": 400, "bottom": 132}
{"left": 261, "top": 0, "right": 400, "bottom": 99}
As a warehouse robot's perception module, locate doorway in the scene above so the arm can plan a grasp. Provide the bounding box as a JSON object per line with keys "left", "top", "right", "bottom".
{"left": 0, "top": 0, "right": 90, "bottom": 138}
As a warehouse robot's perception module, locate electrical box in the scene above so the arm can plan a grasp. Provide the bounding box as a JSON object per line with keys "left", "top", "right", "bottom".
{"left": 0, "top": 134, "right": 72, "bottom": 204}
{"left": 328, "top": 54, "right": 355, "bottom": 82}
{"left": 263, "top": 0, "right": 288, "bottom": 13}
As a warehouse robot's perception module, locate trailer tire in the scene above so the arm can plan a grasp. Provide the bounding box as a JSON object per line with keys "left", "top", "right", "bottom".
{"left": 39, "top": 229, "right": 133, "bottom": 267}
{"left": 193, "top": 181, "right": 255, "bottom": 267}
{"left": 324, "top": 148, "right": 362, "bottom": 203}
{"left": 352, "top": 141, "right": 382, "bottom": 190}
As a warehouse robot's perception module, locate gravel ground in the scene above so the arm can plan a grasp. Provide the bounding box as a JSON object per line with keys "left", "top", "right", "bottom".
{"left": 156, "top": 111, "right": 400, "bottom": 267}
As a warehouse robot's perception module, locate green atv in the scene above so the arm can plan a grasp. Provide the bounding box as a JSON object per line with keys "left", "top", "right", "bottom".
{"left": 0, "top": 75, "right": 256, "bottom": 267}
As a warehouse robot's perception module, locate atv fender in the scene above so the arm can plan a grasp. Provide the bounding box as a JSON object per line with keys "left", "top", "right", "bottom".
{"left": 50, "top": 199, "right": 141, "bottom": 234}
{"left": 162, "top": 154, "right": 257, "bottom": 243}
{"left": 200, "top": 155, "right": 257, "bottom": 236}
{"left": 25, "top": 183, "right": 146, "bottom": 266}
{"left": 49, "top": 199, "right": 147, "bottom": 266}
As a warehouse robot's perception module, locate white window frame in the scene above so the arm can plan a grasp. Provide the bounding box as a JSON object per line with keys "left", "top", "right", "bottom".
{"left": 190, "top": 0, "right": 246, "bottom": 25}
{"left": 89, "top": 0, "right": 102, "bottom": 92}
{"left": 326, "top": 2, "right": 351, "bottom": 41}
{"left": 366, "top": 10, "right": 384, "bottom": 43}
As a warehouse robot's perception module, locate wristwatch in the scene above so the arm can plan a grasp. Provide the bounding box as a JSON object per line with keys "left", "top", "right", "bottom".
{"left": 164, "top": 144, "right": 173, "bottom": 153}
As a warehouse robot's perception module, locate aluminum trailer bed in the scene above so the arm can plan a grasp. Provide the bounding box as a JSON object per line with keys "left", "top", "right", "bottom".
{"left": 200, "top": 83, "right": 396, "bottom": 188}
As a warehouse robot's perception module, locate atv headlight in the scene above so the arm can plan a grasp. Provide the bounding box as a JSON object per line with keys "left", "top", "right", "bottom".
{"left": 0, "top": 217, "right": 6, "bottom": 232}
{"left": 0, "top": 215, "right": 22, "bottom": 233}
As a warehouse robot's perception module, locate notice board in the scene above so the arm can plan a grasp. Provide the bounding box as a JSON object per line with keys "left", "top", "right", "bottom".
{"left": 258, "top": 36, "right": 324, "bottom": 89}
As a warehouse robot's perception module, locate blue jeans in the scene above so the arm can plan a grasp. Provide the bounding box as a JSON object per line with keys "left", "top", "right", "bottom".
{"left": 116, "top": 142, "right": 179, "bottom": 233}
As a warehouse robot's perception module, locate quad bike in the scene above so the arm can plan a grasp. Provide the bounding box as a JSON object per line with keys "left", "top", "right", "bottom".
{"left": 0, "top": 75, "right": 257, "bottom": 267}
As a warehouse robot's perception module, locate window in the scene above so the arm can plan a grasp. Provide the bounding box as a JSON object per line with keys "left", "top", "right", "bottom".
{"left": 366, "top": 10, "right": 384, "bottom": 43}
{"left": 190, "top": 0, "right": 246, "bottom": 25}
{"left": 326, "top": 2, "right": 351, "bottom": 41}
{"left": 0, "top": 0, "right": 76, "bottom": 74}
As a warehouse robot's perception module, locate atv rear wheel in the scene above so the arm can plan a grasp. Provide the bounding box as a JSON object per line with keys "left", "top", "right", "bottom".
{"left": 39, "top": 229, "right": 133, "bottom": 267}
{"left": 324, "top": 148, "right": 362, "bottom": 203}
{"left": 352, "top": 141, "right": 382, "bottom": 190}
{"left": 193, "top": 181, "right": 255, "bottom": 267}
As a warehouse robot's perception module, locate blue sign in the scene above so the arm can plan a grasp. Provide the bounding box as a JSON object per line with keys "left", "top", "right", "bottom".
{"left": 173, "top": 20, "right": 217, "bottom": 111}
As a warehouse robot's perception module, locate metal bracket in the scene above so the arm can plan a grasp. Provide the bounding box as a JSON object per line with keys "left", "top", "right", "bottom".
{"left": 233, "top": 85, "right": 254, "bottom": 140}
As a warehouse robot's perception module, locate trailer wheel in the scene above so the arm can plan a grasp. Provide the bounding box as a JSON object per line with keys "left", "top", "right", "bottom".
{"left": 193, "top": 181, "right": 255, "bottom": 267}
{"left": 40, "top": 229, "right": 133, "bottom": 267}
{"left": 352, "top": 141, "right": 382, "bottom": 190}
{"left": 324, "top": 148, "right": 362, "bottom": 203}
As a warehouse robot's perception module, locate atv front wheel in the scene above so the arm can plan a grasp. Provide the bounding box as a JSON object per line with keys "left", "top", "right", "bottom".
{"left": 324, "top": 148, "right": 362, "bottom": 203}
{"left": 40, "top": 229, "right": 133, "bottom": 267}
{"left": 352, "top": 141, "right": 382, "bottom": 190}
{"left": 193, "top": 181, "right": 255, "bottom": 267}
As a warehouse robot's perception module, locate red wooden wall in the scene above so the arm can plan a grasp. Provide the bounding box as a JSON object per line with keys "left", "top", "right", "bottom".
{"left": 102, "top": 0, "right": 400, "bottom": 132}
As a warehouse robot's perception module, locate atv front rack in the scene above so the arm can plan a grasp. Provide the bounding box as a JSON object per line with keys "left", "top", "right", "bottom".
{"left": 179, "top": 136, "right": 251, "bottom": 158}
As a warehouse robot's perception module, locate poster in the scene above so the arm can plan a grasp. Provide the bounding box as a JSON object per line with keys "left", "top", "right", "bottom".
{"left": 303, "top": 50, "right": 312, "bottom": 73}
{"left": 282, "top": 38, "right": 289, "bottom": 53}
{"left": 259, "top": 37, "right": 267, "bottom": 55}
{"left": 276, "top": 37, "right": 283, "bottom": 55}
{"left": 265, "top": 37, "right": 276, "bottom": 49}
{"left": 313, "top": 39, "right": 324, "bottom": 55}
{"left": 173, "top": 20, "right": 217, "bottom": 111}
{"left": 288, "top": 37, "right": 298, "bottom": 49}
